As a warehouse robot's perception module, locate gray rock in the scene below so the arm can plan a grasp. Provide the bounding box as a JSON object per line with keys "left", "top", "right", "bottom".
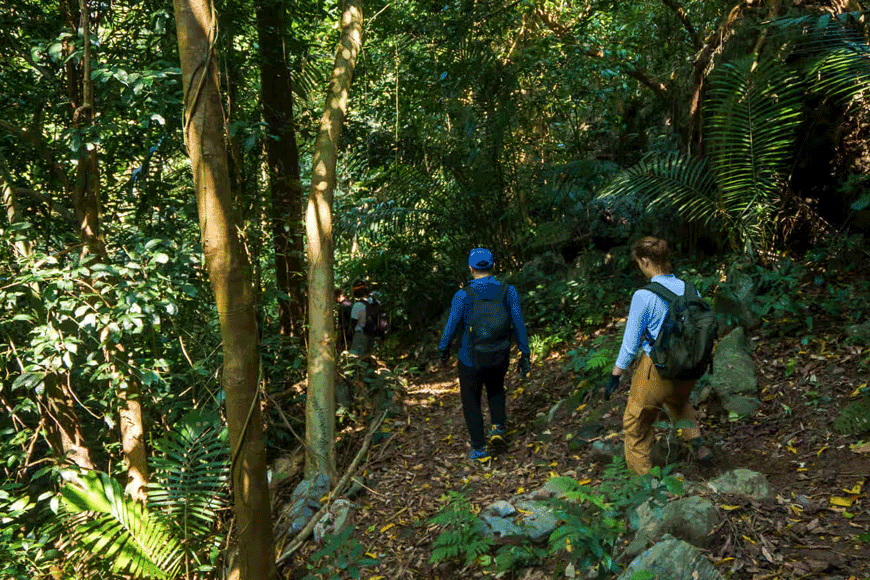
{"left": 287, "top": 472, "right": 331, "bottom": 534}
{"left": 515, "top": 500, "right": 559, "bottom": 543}
{"left": 714, "top": 269, "right": 761, "bottom": 331}
{"left": 313, "top": 499, "right": 355, "bottom": 543}
{"left": 708, "top": 327, "right": 760, "bottom": 417}
{"left": 591, "top": 440, "right": 622, "bottom": 463}
{"left": 480, "top": 514, "right": 526, "bottom": 543}
{"left": 846, "top": 320, "right": 870, "bottom": 342}
{"left": 485, "top": 500, "right": 517, "bottom": 518}
{"left": 618, "top": 537, "right": 723, "bottom": 580}
{"left": 708, "top": 468, "right": 772, "bottom": 500}
{"left": 626, "top": 496, "right": 719, "bottom": 557}
{"left": 724, "top": 394, "right": 761, "bottom": 416}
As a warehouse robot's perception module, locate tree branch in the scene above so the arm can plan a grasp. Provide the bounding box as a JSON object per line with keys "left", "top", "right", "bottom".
{"left": 688, "top": 2, "right": 748, "bottom": 151}
{"left": 534, "top": 8, "right": 669, "bottom": 100}
{"left": 0, "top": 120, "right": 72, "bottom": 192}
{"left": 661, "top": 0, "right": 702, "bottom": 50}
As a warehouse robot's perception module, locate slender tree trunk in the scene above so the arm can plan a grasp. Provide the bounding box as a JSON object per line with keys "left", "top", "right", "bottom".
{"left": 71, "top": 0, "right": 106, "bottom": 260}
{"left": 172, "top": 0, "right": 276, "bottom": 578}
{"left": 0, "top": 158, "right": 32, "bottom": 257}
{"left": 304, "top": 0, "right": 363, "bottom": 479}
{"left": 256, "top": 0, "right": 306, "bottom": 337}
{"left": 42, "top": 375, "right": 95, "bottom": 471}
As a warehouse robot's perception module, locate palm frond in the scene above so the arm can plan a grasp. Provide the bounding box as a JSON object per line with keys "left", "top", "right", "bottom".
{"left": 147, "top": 409, "right": 231, "bottom": 538}
{"left": 597, "top": 152, "right": 718, "bottom": 226}
{"left": 768, "top": 11, "right": 870, "bottom": 104}
{"left": 61, "top": 471, "right": 184, "bottom": 579}
{"left": 705, "top": 57, "right": 803, "bottom": 247}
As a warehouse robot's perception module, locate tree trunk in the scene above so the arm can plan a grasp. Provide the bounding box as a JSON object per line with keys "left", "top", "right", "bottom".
{"left": 0, "top": 157, "right": 32, "bottom": 257}
{"left": 172, "top": 0, "right": 276, "bottom": 578}
{"left": 42, "top": 375, "right": 95, "bottom": 471}
{"left": 71, "top": 0, "right": 107, "bottom": 260}
{"left": 256, "top": 0, "right": 306, "bottom": 337}
{"left": 304, "top": 0, "right": 363, "bottom": 479}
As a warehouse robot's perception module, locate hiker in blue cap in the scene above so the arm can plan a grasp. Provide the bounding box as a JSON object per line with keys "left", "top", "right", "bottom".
{"left": 439, "top": 248, "right": 531, "bottom": 463}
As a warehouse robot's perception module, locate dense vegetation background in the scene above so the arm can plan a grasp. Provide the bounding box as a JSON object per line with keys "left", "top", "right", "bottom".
{"left": 2, "top": 0, "right": 870, "bottom": 578}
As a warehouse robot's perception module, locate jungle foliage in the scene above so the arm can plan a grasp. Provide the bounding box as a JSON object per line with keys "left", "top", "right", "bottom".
{"left": 1, "top": 0, "right": 870, "bottom": 578}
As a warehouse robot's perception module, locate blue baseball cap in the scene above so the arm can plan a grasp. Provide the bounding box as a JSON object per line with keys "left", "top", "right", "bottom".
{"left": 468, "top": 248, "right": 494, "bottom": 270}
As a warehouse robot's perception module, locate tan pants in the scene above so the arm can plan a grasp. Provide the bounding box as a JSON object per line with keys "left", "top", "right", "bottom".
{"left": 623, "top": 354, "right": 701, "bottom": 475}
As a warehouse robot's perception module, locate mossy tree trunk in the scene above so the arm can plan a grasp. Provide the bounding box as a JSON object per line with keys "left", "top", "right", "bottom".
{"left": 304, "top": 0, "right": 363, "bottom": 478}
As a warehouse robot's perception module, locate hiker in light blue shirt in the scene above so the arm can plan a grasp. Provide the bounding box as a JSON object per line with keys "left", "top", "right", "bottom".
{"left": 605, "top": 237, "right": 713, "bottom": 474}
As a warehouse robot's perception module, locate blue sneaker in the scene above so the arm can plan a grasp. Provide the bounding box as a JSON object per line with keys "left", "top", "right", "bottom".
{"left": 488, "top": 424, "right": 507, "bottom": 448}
{"left": 468, "top": 447, "right": 492, "bottom": 464}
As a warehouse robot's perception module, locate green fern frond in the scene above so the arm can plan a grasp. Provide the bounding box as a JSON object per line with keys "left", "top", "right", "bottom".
{"left": 147, "top": 410, "right": 230, "bottom": 538}
{"left": 60, "top": 471, "right": 183, "bottom": 579}
{"left": 597, "top": 152, "right": 718, "bottom": 226}
{"left": 833, "top": 396, "right": 870, "bottom": 435}
{"left": 704, "top": 56, "right": 804, "bottom": 250}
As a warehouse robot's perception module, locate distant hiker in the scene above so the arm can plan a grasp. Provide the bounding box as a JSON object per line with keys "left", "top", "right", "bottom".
{"left": 349, "top": 280, "right": 389, "bottom": 356}
{"left": 335, "top": 288, "right": 354, "bottom": 352}
{"left": 438, "top": 248, "right": 531, "bottom": 464}
{"left": 605, "top": 236, "right": 715, "bottom": 475}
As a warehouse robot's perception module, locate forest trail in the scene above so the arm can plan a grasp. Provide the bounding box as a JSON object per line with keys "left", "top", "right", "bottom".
{"left": 289, "top": 315, "right": 870, "bottom": 579}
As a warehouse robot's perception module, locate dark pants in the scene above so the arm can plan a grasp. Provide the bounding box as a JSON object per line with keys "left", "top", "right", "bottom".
{"left": 458, "top": 357, "right": 508, "bottom": 449}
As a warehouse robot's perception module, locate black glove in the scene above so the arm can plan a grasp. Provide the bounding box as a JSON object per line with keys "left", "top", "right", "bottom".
{"left": 518, "top": 354, "right": 530, "bottom": 379}
{"left": 440, "top": 349, "right": 450, "bottom": 364}
{"left": 604, "top": 374, "right": 620, "bottom": 400}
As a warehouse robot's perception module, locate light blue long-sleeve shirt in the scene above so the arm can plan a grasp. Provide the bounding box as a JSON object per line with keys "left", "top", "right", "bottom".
{"left": 615, "top": 274, "right": 695, "bottom": 370}
{"left": 439, "top": 276, "right": 530, "bottom": 367}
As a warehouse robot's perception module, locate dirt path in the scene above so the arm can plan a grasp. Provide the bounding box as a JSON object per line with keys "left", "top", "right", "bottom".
{"left": 286, "top": 321, "right": 870, "bottom": 579}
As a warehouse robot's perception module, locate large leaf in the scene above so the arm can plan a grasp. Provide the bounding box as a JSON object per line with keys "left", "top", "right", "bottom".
{"left": 705, "top": 56, "right": 804, "bottom": 249}
{"left": 61, "top": 471, "right": 183, "bottom": 579}
{"left": 597, "top": 152, "right": 718, "bottom": 226}
{"left": 147, "top": 409, "right": 231, "bottom": 538}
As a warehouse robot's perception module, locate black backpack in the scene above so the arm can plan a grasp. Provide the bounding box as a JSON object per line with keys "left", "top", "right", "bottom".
{"left": 465, "top": 282, "right": 512, "bottom": 368}
{"left": 337, "top": 300, "right": 355, "bottom": 346}
{"left": 362, "top": 299, "right": 390, "bottom": 337}
{"left": 643, "top": 281, "right": 718, "bottom": 380}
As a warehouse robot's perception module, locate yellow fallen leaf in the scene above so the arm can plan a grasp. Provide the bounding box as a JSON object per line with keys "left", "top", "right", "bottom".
{"left": 576, "top": 403, "right": 587, "bottom": 411}
{"left": 549, "top": 461, "right": 558, "bottom": 467}
{"left": 817, "top": 446, "right": 828, "bottom": 457}
{"left": 516, "top": 486, "right": 525, "bottom": 494}
{"left": 576, "top": 478, "right": 591, "bottom": 486}
{"left": 843, "top": 482, "right": 862, "bottom": 494}
{"left": 790, "top": 505, "right": 803, "bottom": 515}
{"left": 549, "top": 471, "right": 559, "bottom": 478}
{"left": 787, "top": 445, "right": 798, "bottom": 454}
{"left": 719, "top": 505, "right": 741, "bottom": 511}
{"left": 380, "top": 523, "right": 395, "bottom": 533}
{"left": 797, "top": 467, "right": 809, "bottom": 472}
{"left": 830, "top": 496, "right": 859, "bottom": 507}
{"left": 850, "top": 383, "right": 867, "bottom": 397}
{"left": 714, "top": 557, "right": 735, "bottom": 565}
{"left": 742, "top": 535, "right": 756, "bottom": 545}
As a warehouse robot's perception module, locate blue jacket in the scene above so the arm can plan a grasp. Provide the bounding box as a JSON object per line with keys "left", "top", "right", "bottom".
{"left": 439, "top": 276, "right": 530, "bottom": 367}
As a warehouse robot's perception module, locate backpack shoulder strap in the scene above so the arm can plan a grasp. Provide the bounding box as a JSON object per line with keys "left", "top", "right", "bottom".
{"left": 494, "top": 281, "right": 508, "bottom": 304}
{"left": 643, "top": 281, "right": 679, "bottom": 303}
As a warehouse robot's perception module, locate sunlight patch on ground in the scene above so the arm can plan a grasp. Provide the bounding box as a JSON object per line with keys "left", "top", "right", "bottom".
{"left": 408, "top": 380, "right": 457, "bottom": 396}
